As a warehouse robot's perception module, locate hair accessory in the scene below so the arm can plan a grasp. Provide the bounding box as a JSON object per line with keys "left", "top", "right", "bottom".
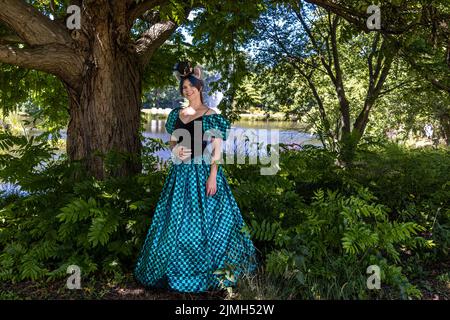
{"left": 173, "top": 61, "right": 203, "bottom": 81}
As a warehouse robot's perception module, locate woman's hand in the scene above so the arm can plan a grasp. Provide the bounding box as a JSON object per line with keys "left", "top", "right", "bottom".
{"left": 172, "top": 145, "right": 192, "bottom": 162}
{"left": 206, "top": 175, "right": 217, "bottom": 196}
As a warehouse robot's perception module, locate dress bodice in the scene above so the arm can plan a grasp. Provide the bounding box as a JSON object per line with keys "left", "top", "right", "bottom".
{"left": 165, "top": 107, "right": 232, "bottom": 160}
{"left": 173, "top": 113, "right": 208, "bottom": 158}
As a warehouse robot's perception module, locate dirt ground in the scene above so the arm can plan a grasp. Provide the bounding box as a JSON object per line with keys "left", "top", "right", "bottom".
{"left": 1, "top": 262, "right": 449, "bottom": 300}
{"left": 0, "top": 275, "right": 229, "bottom": 300}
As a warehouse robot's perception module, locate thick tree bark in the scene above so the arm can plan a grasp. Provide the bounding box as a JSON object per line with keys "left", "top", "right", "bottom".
{"left": 65, "top": 53, "right": 143, "bottom": 180}
{"left": 439, "top": 112, "right": 450, "bottom": 146}
{"left": 61, "top": 1, "right": 145, "bottom": 179}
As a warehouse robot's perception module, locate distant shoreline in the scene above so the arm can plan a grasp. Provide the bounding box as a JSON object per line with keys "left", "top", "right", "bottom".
{"left": 141, "top": 107, "right": 293, "bottom": 121}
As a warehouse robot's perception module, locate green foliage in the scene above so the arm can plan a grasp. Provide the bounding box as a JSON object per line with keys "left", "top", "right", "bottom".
{"left": 256, "top": 186, "right": 428, "bottom": 299}
{"left": 0, "top": 130, "right": 168, "bottom": 283}
{"left": 246, "top": 219, "right": 281, "bottom": 242}
{"left": 0, "top": 0, "right": 448, "bottom": 299}
{"left": 225, "top": 142, "right": 449, "bottom": 299}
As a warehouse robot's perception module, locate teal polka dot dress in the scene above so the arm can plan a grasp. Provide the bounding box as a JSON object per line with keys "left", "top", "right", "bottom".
{"left": 134, "top": 107, "right": 259, "bottom": 293}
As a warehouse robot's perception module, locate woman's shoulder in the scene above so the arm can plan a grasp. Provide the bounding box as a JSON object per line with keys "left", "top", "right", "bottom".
{"left": 204, "top": 108, "right": 217, "bottom": 116}
{"left": 165, "top": 107, "right": 182, "bottom": 134}
{"left": 167, "top": 107, "right": 183, "bottom": 121}
{"left": 204, "top": 109, "right": 229, "bottom": 121}
{"left": 170, "top": 106, "right": 182, "bottom": 113}
{"left": 166, "top": 107, "right": 180, "bottom": 117}
{"left": 202, "top": 109, "right": 231, "bottom": 140}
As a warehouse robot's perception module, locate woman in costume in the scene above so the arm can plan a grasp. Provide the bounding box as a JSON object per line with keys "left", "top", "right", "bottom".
{"left": 134, "top": 61, "right": 258, "bottom": 293}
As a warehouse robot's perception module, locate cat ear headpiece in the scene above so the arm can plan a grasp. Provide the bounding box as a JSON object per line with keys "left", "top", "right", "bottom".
{"left": 173, "top": 61, "right": 203, "bottom": 81}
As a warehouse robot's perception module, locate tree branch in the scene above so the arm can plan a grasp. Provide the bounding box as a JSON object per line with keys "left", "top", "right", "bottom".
{"left": 127, "top": 0, "right": 168, "bottom": 24}
{"left": 328, "top": 13, "right": 351, "bottom": 136}
{"left": 304, "top": 0, "right": 368, "bottom": 32}
{"left": 373, "top": 49, "right": 397, "bottom": 95}
{"left": 0, "top": 0, "right": 73, "bottom": 46}
{"left": 367, "top": 33, "right": 380, "bottom": 85}
{"left": 0, "top": 34, "right": 24, "bottom": 45}
{"left": 354, "top": 39, "right": 398, "bottom": 134}
{"left": 282, "top": 54, "right": 333, "bottom": 142}
{"left": 134, "top": 3, "right": 194, "bottom": 68}
{"left": 378, "top": 80, "right": 417, "bottom": 97}
{"left": 404, "top": 53, "right": 450, "bottom": 94}
{"left": 292, "top": 4, "right": 336, "bottom": 84}
{"left": 0, "top": 44, "right": 84, "bottom": 91}
{"left": 303, "top": 0, "right": 422, "bottom": 35}
{"left": 135, "top": 19, "right": 178, "bottom": 67}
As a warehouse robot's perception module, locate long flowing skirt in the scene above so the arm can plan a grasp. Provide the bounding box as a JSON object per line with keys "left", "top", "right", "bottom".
{"left": 134, "top": 153, "right": 259, "bottom": 293}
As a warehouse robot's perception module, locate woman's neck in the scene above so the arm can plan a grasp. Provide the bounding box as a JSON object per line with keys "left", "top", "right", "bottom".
{"left": 187, "top": 97, "right": 203, "bottom": 110}
{"left": 189, "top": 105, "right": 205, "bottom": 110}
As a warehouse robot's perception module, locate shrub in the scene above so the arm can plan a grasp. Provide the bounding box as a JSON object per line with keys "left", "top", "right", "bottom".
{"left": 0, "top": 131, "right": 167, "bottom": 283}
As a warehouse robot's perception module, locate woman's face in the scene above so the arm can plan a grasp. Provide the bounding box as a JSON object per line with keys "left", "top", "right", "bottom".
{"left": 182, "top": 79, "right": 201, "bottom": 101}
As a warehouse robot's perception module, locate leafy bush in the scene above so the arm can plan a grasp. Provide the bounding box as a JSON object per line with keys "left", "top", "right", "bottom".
{"left": 259, "top": 187, "right": 430, "bottom": 299}
{"left": 225, "top": 142, "right": 449, "bottom": 299}
{"left": 0, "top": 130, "right": 167, "bottom": 283}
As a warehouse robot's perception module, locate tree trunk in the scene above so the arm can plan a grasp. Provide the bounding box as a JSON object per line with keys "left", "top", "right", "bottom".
{"left": 63, "top": 1, "right": 145, "bottom": 180}
{"left": 65, "top": 52, "right": 143, "bottom": 180}
{"left": 439, "top": 111, "right": 450, "bottom": 146}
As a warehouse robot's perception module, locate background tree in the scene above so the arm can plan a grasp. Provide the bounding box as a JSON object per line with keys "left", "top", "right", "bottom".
{"left": 247, "top": 2, "right": 402, "bottom": 164}
{"left": 301, "top": 0, "right": 450, "bottom": 144}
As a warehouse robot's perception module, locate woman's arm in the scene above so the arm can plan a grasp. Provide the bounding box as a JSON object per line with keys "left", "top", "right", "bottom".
{"left": 209, "top": 137, "right": 223, "bottom": 179}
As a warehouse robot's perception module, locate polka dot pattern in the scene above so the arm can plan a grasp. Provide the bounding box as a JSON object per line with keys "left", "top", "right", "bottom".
{"left": 134, "top": 109, "right": 259, "bottom": 293}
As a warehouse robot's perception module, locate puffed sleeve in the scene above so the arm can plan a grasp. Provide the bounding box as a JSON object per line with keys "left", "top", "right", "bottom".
{"left": 203, "top": 113, "right": 231, "bottom": 141}
{"left": 164, "top": 107, "right": 180, "bottom": 135}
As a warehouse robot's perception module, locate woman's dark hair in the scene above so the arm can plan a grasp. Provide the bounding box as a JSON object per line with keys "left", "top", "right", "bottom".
{"left": 179, "top": 75, "right": 205, "bottom": 104}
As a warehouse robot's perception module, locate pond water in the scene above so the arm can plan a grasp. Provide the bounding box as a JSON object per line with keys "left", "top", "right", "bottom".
{"left": 143, "top": 118, "right": 322, "bottom": 162}
{"left": 0, "top": 117, "right": 323, "bottom": 197}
